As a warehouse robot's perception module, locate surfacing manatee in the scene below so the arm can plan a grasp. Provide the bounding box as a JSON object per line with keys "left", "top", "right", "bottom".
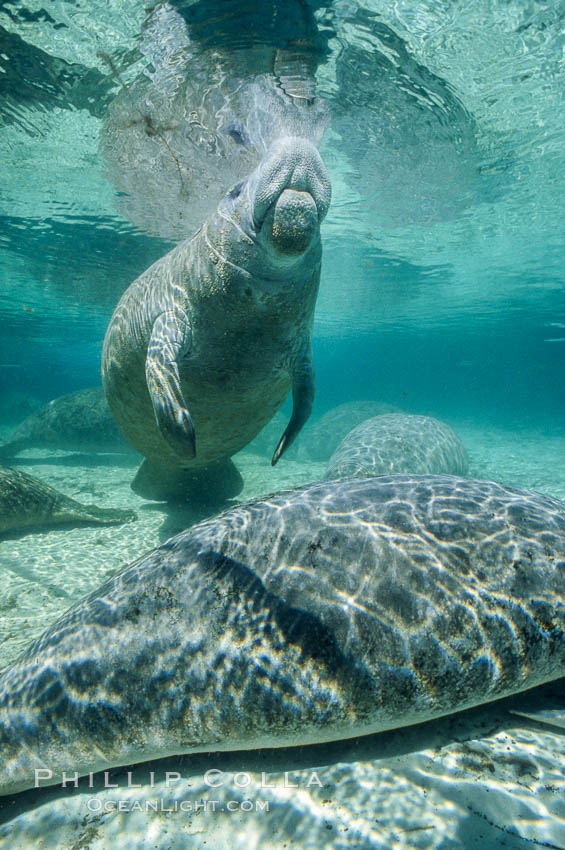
{"left": 102, "top": 136, "right": 331, "bottom": 503}
{"left": 100, "top": 1, "right": 330, "bottom": 242}
{"left": 0, "top": 388, "right": 133, "bottom": 459}
{"left": 0, "top": 466, "right": 136, "bottom": 535}
{"left": 325, "top": 413, "right": 468, "bottom": 480}
{"left": 1, "top": 473, "right": 565, "bottom": 795}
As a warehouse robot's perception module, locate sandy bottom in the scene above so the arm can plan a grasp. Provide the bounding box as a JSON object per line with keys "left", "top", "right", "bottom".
{"left": 0, "top": 420, "right": 564, "bottom": 849}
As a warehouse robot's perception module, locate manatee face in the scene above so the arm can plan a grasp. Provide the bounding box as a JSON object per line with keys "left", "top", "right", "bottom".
{"left": 221, "top": 135, "right": 331, "bottom": 264}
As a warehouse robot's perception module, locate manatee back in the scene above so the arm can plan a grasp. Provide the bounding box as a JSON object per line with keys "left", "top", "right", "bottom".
{"left": 0, "top": 388, "right": 130, "bottom": 457}
{"left": 296, "top": 401, "right": 401, "bottom": 462}
{"left": 325, "top": 414, "right": 469, "bottom": 479}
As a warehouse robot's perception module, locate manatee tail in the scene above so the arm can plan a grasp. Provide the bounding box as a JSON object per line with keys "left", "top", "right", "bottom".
{"left": 131, "top": 458, "right": 243, "bottom": 505}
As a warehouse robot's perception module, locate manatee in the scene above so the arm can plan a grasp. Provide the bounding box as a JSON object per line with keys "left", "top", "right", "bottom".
{"left": 0, "top": 388, "right": 133, "bottom": 458}
{"left": 102, "top": 136, "right": 331, "bottom": 502}
{"left": 0, "top": 465, "right": 136, "bottom": 535}
{"left": 325, "top": 413, "right": 468, "bottom": 480}
{"left": 100, "top": 1, "right": 330, "bottom": 242}
{"left": 296, "top": 400, "right": 401, "bottom": 462}
{"left": 1, "top": 473, "right": 565, "bottom": 795}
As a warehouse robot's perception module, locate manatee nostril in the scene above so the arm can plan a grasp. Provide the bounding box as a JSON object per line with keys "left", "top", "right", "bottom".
{"left": 228, "top": 181, "right": 244, "bottom": 200}
{"left": 220, "top": 120, "right": 250, "bottom": 147}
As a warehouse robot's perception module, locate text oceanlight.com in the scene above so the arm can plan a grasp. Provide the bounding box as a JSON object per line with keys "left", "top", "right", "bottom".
{"left": 86, "top": 798, "right": 270, "bottom": 813}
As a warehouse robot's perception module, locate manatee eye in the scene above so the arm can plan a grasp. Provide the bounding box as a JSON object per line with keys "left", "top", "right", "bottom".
{"left": 228, "top": 181, "right": 244, "bottom": 200}
{"left": 220, "top": 120, "right": 250, "bottom": 147}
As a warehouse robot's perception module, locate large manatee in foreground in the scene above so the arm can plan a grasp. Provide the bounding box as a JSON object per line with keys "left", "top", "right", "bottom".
{"left": 1, "top": 473, "right": 565, "bottom": 795}
{"left": 102, "top": 136, "right": 330, "bottom": 502}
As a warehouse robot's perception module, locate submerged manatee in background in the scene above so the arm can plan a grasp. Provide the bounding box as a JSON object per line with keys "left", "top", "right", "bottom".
{"left": 1, "top": 473, "right": 565, "bottom": 795}
{"left": 0, "top": 465, "right": 136, "bottom": 535}
{"left": 0, "top": 387, "right": 134, "bottom": 458}
{"left": 102, "top": 136, "right": 331, "bottom": 502}
{"left": 296, "top": 400, "right": 401, "bottom": 462}
{"left": 325, "top": 413, "right": 468, "bottom": 480}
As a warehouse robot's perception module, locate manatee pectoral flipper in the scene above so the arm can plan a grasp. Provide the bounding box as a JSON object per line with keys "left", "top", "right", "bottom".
{"left": 509, "top": 707, "right": 565, "bottom": 731}
{"left": 0, "top": 465, "right": 137, "bottom": 535}
{"left": 145, "top": 309, "right": 195, "bottom": 459}
{"left": 272, "top": 340, "right": 315, "bottom": 465}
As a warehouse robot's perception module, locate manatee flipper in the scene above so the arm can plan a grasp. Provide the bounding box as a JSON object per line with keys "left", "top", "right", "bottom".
{"left": 131, "top": 457, "right": 243, "bottom": 504}
{"left": 508, "top": 680, "right": 565, "bottom": 731}
{"left": 272, "top": 340, "right": 315, "bottom": 465}
{"left": 145, "top": 309, "right": 195, "bottom": 459}
{"left": 509, "top": 707, "right": 565, "bottom": 731}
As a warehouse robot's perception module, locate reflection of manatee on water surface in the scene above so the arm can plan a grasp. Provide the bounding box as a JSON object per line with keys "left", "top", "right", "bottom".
{"left": 102, "top": 136, "right": 331, "bottom": 504}
{"left": 100, "top": 0, "right": 331, "bottom": 242}
{"left": 1, "top": 473, "right": 565, "bottom": 796}
{"left": 0, "top": 465, "right": 136, "bottom": 536}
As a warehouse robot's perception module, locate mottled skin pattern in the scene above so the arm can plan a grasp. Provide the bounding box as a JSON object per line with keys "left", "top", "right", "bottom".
{"left": 0, "top": 388, "right": 131, "bottom": 458}
{"left": 296, "top": 401, "right": 401, "bottom": 462}
{"left": 1, "top": 473, "right": 565, "bottom": 794}
{"left": 102, "top": 136, "right": 331, "bottom": 497}
{"left": 0, "top": 466, "right": 136, "bottom": 535}
{"left": 325, "top": 414, "right": 468, "bottom": 480}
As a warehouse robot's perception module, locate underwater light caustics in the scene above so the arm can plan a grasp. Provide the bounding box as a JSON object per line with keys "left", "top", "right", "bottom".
{"left": 0, "top": 474, "right": 565, "bottom": 794}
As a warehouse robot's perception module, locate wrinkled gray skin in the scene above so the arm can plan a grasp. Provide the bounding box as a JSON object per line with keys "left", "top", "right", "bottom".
{"left": 1, "top": 473, "right": 565, "bottom": 795}
{"left": 325, "top": 413, "right": 468, "bottom": 480}
{"left": 102, "top": 136, "right": 331, "bottom": 501}
{"left": 0, "top": 388, "right": 133, "bottom": 458}
{"left": 0, "top": 466, "right": 136, "bottom": 535}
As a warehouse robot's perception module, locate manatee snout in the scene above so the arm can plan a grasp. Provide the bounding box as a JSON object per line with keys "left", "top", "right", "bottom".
{"left": 270, "top": 188, "right": 319, "bottom": 255}
{"left": 253, "top": 136, "right": 331, "bottom": 236}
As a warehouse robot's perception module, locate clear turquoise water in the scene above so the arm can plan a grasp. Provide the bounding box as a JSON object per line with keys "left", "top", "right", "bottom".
{"left": 2, "top": 0, "right": 564, "bottom": 432}
{"left": 1, "top": 1, "right": 565, "bottom": 847}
